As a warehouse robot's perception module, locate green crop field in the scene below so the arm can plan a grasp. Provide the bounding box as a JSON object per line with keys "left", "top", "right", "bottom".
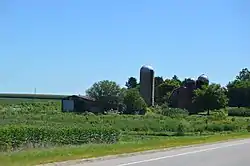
{"left": 0, "top": 98, "right": 249, "bottom": 166}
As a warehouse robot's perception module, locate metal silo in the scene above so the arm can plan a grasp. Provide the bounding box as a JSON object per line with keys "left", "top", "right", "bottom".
{"left": 139, "top": 65, "right": 155, "bottom": 106}
{"left": 197, "top": 74, "right": 209, "bottom": 84}
{"left": 196, "top": 74, "right": 209, "bottom": 89}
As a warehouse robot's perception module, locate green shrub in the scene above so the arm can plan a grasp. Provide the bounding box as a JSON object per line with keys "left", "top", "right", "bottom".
{"left": 206, "top": 122, "right": 239, "bottom": 132}
{"left": 0, "top": 125, "right": 120, "bottom": 151}
{"left": 208, "top": 110, "right": 227, "bottom": 121}
{"left": 247, "top": 124, "right": 250, "bottom": 132}
{"left": 192, "top": 123, "right": 206, "bottom": 134}
{"left": 206, "top": 123, "right": 224, "bottom": 132}
{"left": 123, "top": 88, "right": 147, "bottom": 115}
{"left": 0, "top": 103, "right": 248, "bottom": 141}
{"left": 176, "top": 123, "right": 186, "bottom": 136}
{"left": 227, "top": 107, "right": 250, "bottom": 117}
{"left": 158, "top": 104, "right": 189, "bottom": 118}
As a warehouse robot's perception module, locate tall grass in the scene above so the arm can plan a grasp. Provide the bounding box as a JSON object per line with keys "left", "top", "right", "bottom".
{"left": 0, "top": 100, "right": 249, "bottom": 152}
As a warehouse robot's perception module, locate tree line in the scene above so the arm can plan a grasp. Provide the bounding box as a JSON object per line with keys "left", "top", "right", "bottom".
{"left": 85, "top": 68, "right": 250, "bottom": 115}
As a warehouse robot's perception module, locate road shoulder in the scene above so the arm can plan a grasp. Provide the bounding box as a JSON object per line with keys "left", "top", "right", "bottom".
{"left": 38, "top": 137, "right": 250, "bottom": 166}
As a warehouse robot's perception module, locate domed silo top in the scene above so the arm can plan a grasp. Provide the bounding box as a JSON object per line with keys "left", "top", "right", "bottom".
{"left": 198, "top": 74, "right": 209, "bottom": 83}
{"left": 140, "top": 65, "right": 154, "bottom": 73}
{"left": 186, "top": 77, "right": 195, "bottom": 83}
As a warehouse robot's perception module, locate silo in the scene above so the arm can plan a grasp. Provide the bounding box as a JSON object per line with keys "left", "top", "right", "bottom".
{"left": 139, "top": 65, "right": 155, "bottom": 106}
{"left": 198, "top": 74, "right": 209, "bottom": 84}
{"left": 184, "top": 77, "right": 196, "bottom": 89}
{"left": 196, "top": 74, "right": 209, "bottom": 89}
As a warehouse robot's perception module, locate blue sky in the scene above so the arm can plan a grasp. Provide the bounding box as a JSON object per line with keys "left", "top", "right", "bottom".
{"left": 0, "top": 0, "right": 249, "bottom": 95}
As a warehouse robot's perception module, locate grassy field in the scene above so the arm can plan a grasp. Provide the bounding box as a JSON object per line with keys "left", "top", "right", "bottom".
{"left": 1, "top": 133, "right": 250, "bottom": 166}
{"left": 0, "top": 98, "right": 249, "bottom": 166}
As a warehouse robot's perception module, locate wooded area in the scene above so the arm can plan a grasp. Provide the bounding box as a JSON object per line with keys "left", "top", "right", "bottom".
{"left": 85, "top": 68, "right": 250, "bottom": 115}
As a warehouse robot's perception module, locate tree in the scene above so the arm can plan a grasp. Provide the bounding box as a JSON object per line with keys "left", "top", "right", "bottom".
{"left": 85, "top": 80, "right": 123, "bottom": 111}
{"left": 192, "top": 84, "right": 229, "bottom": 115}
{"left": 154, "top": 76, "right": 164, "bottom": 105}
{"left": 154, "top": 76, "right": 164, "bottom": 88}
{"left": 135, "top": 84, "right": 140, "bottom": 92}
{"left": 125, "top": 77, "right": 138, "bottom": 89}
{"left": 123, "top": 88, "right": 147, "bottom": 115}
{"left": 226, "top": 68, "right": 250, "bottom": 107}
{"left": 86, "top": 80, "right": 122, "bottom": 100}
{"left": 227, "top": 80, "right": 250, "bottom": 107}
{"left": 172, "top": 75, "right": 182, "bottom": 85}
{"left": 236, "top": 68, "right": 250, "bottom": 81}
{"left": 155, "top": 79, "right": 181, "bottom": 105}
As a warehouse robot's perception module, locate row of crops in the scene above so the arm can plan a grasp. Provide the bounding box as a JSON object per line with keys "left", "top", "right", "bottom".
{"left": 0, "top": 99, "right": 249, "bottom": 151}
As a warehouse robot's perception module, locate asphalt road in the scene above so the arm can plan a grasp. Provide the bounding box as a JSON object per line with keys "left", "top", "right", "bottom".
{"left": 70, "top": 138, "right": 250, "bottom": 166}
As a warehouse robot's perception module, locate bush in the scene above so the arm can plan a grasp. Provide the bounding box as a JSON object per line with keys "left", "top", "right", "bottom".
{"left": 193, "top": 124, "right": 206, "bottom": 134}
{"left": 0, "top": 125, "right": 120, "bottom": 151}
{"left": 247, "top": 124, "right": 250, "bottom": 132}
{"left": 123, "top": 89, "right": 147, "bottom": 115}
{"left": 176, "top": 122, "right": 186, "bottom": 136}
{"left": 206, "top": 122, "right": 239, "bottom": 132}
{"left": 227, "top": 107, "right": 250, "bottom": 117}
{"left": 158, "top": 104, "right": 189, "bottom": 118}
{"left": 208, "top": 110, "right": 227, "bottom": 121}
{"left": 0, "top": 104, "right": 248, "bottom": 144}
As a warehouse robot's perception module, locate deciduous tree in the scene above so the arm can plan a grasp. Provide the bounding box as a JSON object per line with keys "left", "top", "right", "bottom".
{"left": 226, "top": 68, "right": 250, "bottom": 107}
{"left": 193, "top": 84, "right": 228, "bottom": 115}
{"left": 123, "top": 88, "right": 147, "bottom": 115}
{"left": 85, "top": 80, "right": 123, "bottom": 111}
{"left": 125, "top": 77, "right": 138, "bottom": 89}
{"left": 236, "top": 68, "right": 250, "bottom": 81}
{"left": 155, "top": 79, "right": 181, "bottom": 105}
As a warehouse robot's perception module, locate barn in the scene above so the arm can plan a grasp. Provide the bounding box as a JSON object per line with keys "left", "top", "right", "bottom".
{"left": 61, "top": 95, "right": 102, "bottom": 113}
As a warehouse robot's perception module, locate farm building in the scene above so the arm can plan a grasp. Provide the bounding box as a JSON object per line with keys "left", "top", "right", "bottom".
{"left": 61, "top": 95, "right": 102, "bottom": 113}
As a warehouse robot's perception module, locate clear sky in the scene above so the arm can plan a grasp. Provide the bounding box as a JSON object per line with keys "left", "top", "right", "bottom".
{"left": 0, "top": 0, "right": 249, "bottom": 95}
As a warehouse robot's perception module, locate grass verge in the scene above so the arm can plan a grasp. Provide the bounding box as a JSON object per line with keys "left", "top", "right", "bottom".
{"left": 0, "top": 132, "right": 250, "bottom": 166}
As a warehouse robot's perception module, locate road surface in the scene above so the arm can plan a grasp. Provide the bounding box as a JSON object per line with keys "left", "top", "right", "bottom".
{"left": 69, "top": 138, "right": 250, "bottom": 166}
